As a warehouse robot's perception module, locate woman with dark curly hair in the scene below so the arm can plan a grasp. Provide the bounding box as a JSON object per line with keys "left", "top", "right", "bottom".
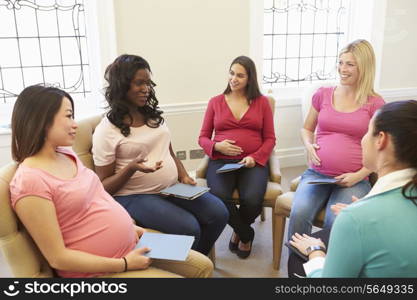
{"left": 92, "top": 54, "right": 228, "bottom": 256}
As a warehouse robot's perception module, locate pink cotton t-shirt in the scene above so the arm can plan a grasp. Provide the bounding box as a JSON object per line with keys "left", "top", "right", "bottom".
{"left": 92, "top": 118, "right": 178, "bottom": 196}
{"left": 311, "top": 86, "right": 385, "bottom": 176}
{"left": 9, "top": 148, "right": 137, "bottom": 278}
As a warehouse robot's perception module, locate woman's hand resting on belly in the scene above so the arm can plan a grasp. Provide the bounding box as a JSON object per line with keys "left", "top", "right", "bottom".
{"left": 306, "top": 143, "right": 321, "bottom": 166}
{"left": 214, "top": 139, "right": 243, "bottom": 156}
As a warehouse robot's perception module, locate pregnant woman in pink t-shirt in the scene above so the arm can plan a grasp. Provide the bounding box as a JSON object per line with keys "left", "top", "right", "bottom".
{"left": 287, "top": 40, "right": 385, "bottom": 242}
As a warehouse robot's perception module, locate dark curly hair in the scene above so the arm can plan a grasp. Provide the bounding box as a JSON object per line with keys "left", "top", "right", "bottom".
{"left": 104, "top": 54, "right": 164, "bottom": 136}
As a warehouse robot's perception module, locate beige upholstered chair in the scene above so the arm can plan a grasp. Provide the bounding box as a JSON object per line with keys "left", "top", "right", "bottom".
{"left": 72, "top": 114, "right": 103, "bottom": 171}
{"left": 195, "top": 96, "right": 283, "bottom": 267}
{"left": 0, "top": 162, "right": 53, "bottom": 277}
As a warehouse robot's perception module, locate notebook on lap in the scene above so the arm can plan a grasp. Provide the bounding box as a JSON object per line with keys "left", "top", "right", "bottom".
{"left": 159, "top": 183, "right": 210, "bottom": 200}
{"left": 216, "top": 163, "right": 244, "bottom": 174}
{"left": 136, "top": 232, "right": 194, "bottom": 261}
{"left": 307, "top": 178, "right": 339, "bottom": 185}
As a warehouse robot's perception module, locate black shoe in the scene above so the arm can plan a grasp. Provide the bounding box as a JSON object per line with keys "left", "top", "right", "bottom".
{"left": 236, "top": 239, "right": 253, "bottom": 259}
{"left": 236, "top": 229, "right": 254, "bottom": 259}
{"left": 229, "top": 233, "right": 239, "bottom": 253}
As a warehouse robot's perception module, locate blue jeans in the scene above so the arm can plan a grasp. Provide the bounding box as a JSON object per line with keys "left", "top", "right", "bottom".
{"left": 206, "top": 159, "right": 269, "bottom": 243}
{"left": 114, "top": 191, "right": 228, "bottom": 255}
{"left": 287, "top": 168, "right": 371, "bottom": 241}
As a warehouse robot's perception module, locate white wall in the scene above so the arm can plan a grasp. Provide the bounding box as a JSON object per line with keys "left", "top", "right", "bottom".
{"left": 111, "top": 0, "right": 252, "bottom": 170}
{"left": 113, "top": 0, "right": 250, "bottom": 105}
{"left": 109, "top": 0, "right": 415, "bottom": 170}
{"left": 380, "top": 0, "right": 417, "bottom": 89}
{"left": 0, "top": 133, "right": 11, "bottom": 167}
{"left": 1, "top": 0, "right": 417, "bottom": 170}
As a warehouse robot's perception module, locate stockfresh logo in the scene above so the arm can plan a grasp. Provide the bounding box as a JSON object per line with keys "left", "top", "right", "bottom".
{"left": 3, "top": 281, "right": 20, "bottom": 297}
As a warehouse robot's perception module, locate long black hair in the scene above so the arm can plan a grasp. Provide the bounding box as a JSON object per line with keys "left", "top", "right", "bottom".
{"left": 373, "top": 100, "right": 417, "bottom": 205}
{"left": 223, "top": 56, "right": 262, "bottom": 103}
{"left": 104, "top": 54, "right": 164, "bottom": 137}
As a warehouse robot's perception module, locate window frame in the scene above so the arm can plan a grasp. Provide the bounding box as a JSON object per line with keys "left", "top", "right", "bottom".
{"left": 251, "top": 0, "right": 387, "bottom": 105}
{"left": 0, "top": 0, "right": 117, "bottom": 130}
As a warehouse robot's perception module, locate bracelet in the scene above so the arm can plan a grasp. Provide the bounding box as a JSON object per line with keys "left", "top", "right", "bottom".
{"left": 306, "top": 245, "right": 326, "bottom": 256}
{"left": 122, "top": 257, "right": 128, "bottom": 272}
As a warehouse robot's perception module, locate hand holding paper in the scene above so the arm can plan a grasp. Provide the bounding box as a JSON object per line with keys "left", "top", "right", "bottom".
{"left": 124, "top": 246, "right": 152, "bottom": 270}
{"left": 238, "top": 156, "right": 256, "bottom": 168}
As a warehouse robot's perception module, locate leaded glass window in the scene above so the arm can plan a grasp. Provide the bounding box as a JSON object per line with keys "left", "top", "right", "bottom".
{"left": 263, "top": 0, "right": 349, "bottom": 87}
{"left": 0, "top": 0, "right": 90, "bottom": 106}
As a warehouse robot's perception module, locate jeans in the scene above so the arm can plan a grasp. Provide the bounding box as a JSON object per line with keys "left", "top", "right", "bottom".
{"left": 206, "top": 159, "right": 269, "bottom": 243}
{"left": 287, "top": 168, "right": 371, "bottom": 241}
{"left": 114, "top": 191, "right": 229, "bottom": 255}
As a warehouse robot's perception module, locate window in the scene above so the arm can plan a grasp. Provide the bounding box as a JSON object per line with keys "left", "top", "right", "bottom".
{"left": 263, "top": 0, "right": 350, "bottom": 88}
{"left": 0, "top": 0, "right": 99, "bottom": 127}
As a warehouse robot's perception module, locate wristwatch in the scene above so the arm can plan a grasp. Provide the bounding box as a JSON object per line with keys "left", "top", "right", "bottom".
{"left": 306, "top": 245, "right": 326, "bottom": 256}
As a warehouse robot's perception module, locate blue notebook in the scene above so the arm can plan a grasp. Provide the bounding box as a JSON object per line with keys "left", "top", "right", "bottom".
{"left": 307, "top": 178, "right": 339, "bottom": 185}
{"left": 159, "top": 183, "right": 210, "bottom": 200}
{"left": 135, "top": 232, "right": 194, "bottom": 261}
{"left": 216, "top": 163, "right": 244, "bottom": 174}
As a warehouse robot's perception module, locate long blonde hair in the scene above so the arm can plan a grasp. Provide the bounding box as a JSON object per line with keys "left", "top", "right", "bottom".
{"left": 339, "top": 39, "right": 380, "bottom": 105}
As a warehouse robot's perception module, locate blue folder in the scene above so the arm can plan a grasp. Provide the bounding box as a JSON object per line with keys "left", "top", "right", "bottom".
{"left": 216, "top": 163, "right": 244, "bottom": 174}
{"left": 135, "top": 232, "right": 194, "bottom": 261}
{"left": 159, "top": 183, "right": 210, "bottom": 200}
{"left": 307, "top": 178, "right": 339, "bottom": 185}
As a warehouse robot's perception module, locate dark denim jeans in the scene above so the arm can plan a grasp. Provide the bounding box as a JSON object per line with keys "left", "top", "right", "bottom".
{"left": 114, "top": 191, "right": 228, "bottom": 255}
{"left": 206, "top": 158, "right": 269, "bottom": 243}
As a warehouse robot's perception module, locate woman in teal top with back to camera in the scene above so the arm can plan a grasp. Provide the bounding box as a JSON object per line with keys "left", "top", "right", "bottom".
{"left": 290, "top": 100, "right": 417, "bottom": 277}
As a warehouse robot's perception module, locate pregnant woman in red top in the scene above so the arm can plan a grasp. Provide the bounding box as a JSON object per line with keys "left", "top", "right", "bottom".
{"left": 199, "top": 56, "right": 276, "bottom": 258}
